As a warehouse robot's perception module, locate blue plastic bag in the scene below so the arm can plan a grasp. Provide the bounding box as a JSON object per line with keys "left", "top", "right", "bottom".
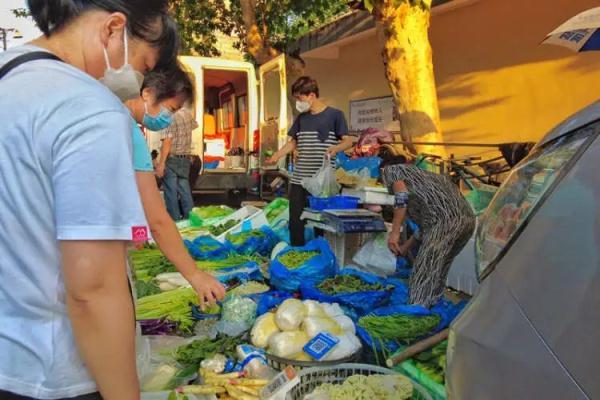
{"left": 225, "top": 226, "right": 279, "bottom": 257}
{"left": 269, "top": 238, "right": 338, "bottom": 292}
{"left": 246, "top": 291, "right": 294, "bottom": 316}
{"left": 210, "top": 262, "right": 263, "bottom": 283}
{"left": 336, "top": 153, "right": 381, "bottom": 178}
{"left": 185, "top": 236, "right": 230, "bottom": 260}
{"left": 300, "top": 269, "right": 393, "bottom": 315}
{"left": 387, "top": 278, "right": 409, "bottom": 304}
{"left": 431, "top": 298, "right": 467, "bottom": 332}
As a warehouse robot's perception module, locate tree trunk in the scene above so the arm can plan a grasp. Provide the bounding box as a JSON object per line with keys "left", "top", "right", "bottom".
{"left": 374, "top": 1, "right": 445, "bottom": 156}
{"left": 239, "top": 0, "right": 279, "bottom": 64}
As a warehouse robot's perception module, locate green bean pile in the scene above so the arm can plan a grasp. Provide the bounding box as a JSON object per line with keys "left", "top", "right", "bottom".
{"left": 317, "top": 275, "right": 390, "bottom": 295}
{"left": 226, "top": 229, "right": 265, "bottom": 246}
{"left": 358, "top": 314, "right": 440, "bottom": 343}
{"left": 277, "top": 250, "right": 319, "bottom": 269}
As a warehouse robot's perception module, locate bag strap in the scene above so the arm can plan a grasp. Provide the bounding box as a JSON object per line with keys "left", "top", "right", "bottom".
{"left": 0, "top": 51, "right": 63, "bottom": 80}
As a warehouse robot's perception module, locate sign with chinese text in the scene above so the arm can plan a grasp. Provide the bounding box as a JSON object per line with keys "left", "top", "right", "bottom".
{"left": 349, "top": 96, "right": 399, "bottom": 133}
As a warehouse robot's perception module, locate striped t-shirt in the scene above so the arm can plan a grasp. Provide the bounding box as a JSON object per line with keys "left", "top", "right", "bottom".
{"left": 288, "top": 107, "right": 349, "bottom": 185}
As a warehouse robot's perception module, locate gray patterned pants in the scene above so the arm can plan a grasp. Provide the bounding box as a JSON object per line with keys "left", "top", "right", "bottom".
{"left": 409, "top": 218, "right": 476, "bottom": 307}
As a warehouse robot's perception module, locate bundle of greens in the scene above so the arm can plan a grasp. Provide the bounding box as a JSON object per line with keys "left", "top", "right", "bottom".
{"left": 277, "top": 250, "right": 319, "bottom": 270}
{"left": 358, "top": 314, "right": 440, "bottom": 344}
{"left": 413, "top": 340, "right": 448, "bottom": 384}
{"left": 264, "top": 198, "right": 289, "bottom": 223}
{"left": 225, "top": 229, "right": 265, "bottom": 246}
{"left": 135, "top": 280, "right": 161, "bottom": 299}
{"left": 130, "top": 248, "right": 176, "bottom": 281}
{"left": 208, "top": 219, "right": 239, "bottom": 236}
{"left": 317, "top": 275, "right": 390, "bottom": 295}
{"left": 136, "top": 287, "right": 198, "bottom": 333}
{"left": 194, "top": 253, "right": 265, "bottom": 271}
{"left": 173, "top": 335, "right": 244, "bottom": 369}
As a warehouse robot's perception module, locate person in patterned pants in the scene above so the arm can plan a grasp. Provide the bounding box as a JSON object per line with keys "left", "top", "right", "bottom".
{"left": 381, "top": 154, "right": 476, "bottom": 308}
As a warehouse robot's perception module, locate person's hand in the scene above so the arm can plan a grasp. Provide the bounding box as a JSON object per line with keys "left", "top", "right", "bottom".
{"left": 189, "top": 271, "right": 226, "bottom": 310}
{"left": 326, "top": 146, "right": 338, "bottom": 157}
{"left": 155, "top": 164, "right": 165, "bottom": 178}
{"left": 387, "top": 230, "right": 402, "bottom": 256}
{"left": 266, "top": 154, "right": 279, "bottom": 164}
{"left": 397, "top": 241, "right": 411, "bottom": 257}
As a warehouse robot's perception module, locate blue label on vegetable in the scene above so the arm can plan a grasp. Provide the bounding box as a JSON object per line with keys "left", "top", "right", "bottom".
{"left": 303, "top": 332, "right": 339, "bottom": 360}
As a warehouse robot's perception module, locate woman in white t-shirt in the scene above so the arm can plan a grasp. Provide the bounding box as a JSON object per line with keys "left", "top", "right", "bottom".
{"left": 0, "top": 1, "right": 180, "bottom": 399}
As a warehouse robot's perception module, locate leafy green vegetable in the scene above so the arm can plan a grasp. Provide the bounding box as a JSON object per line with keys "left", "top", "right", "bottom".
{"left": 317, "top": 275, "right": 391, "bottom": 295}
{"left": 225, "top": 229, "right": 265, "bottom": 246}
{"left": 413, "top": 340, "right": 448, "bottom": 384}
{"left": 194, "top": 253, "right": 265, "bottom": 270}
{"left": 208, "top": 219, "right": 240, "bottom": 236}
{"left": 135, "top": 280, "right": 161, "bottom": 299}
{"left": 136, "top": 287, "right": 198, "bottom": 333}
{"left": 358, "top": 314, "right": 440, "bottom": 343}
{"left": 192, "top": 205, "right": 234, "bottom": 219}
{"left": 174, "top": 335, "right": 244, "bottom": 369}
{"left": 277, "top": 250, "right": 319, "bottom": 269}
{"left": 130, "top": 248, "right": 176, "bottom": 281}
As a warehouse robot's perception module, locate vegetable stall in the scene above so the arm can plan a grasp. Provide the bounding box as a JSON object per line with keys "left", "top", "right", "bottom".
{"left": 131, "top": 197, "right": 465, "bottom": 400}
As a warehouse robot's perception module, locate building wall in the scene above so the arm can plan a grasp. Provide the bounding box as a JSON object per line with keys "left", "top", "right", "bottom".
{"left": 303, "top": 0, "right": 600, "bottom": 157}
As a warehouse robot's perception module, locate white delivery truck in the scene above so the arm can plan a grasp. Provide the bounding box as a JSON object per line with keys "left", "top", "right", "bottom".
{"left": 148, "top": 55, "right": 292, "bottom": 193}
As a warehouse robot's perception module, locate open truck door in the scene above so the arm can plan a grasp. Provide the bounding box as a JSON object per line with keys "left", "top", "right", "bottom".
{"left": 179, "top": 56, "right": 259, "bottom": 191}
{"left": 258, "top": 55, "right": 290, "bottom": 172}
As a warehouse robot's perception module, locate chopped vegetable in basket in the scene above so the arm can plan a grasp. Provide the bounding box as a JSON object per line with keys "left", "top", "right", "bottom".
{"left": 228, "top": 281, "right": 270, "bottom": 296}
{"left": 317, "top": 275, "right": 391, "bottom": 295}
{"left": 208, "top": 219, "right": 240, "bottom": 236}
{"left": 277, "top": 250, "right": 319, "bottom": 270}
{"left": 309, "top": 374, "right": 413, "bottom": 400}
{"left": 226, "top": 229, "right": 266, "bottom": 246}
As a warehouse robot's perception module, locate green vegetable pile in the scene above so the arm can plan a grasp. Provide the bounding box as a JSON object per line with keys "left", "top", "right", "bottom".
{"left": 135, "top": 280, "right": 161, "bottom": 298}
{"left": 192, "top": 206, "right": 233, "bottom": 220}
{"left": 136, "top": 287, "right": 198, "bottom": 333}
{"left": 208, "top": 219, "right": 239, "bottom": 236}
{"left": 226, "top": 229, "right": 265, "bottom": 246}
{"left": 358, "top": 314, "right": 440, "bottom": 343}
{"left": 265, "top": 198, "right": 289, "bottom": 223}
{"left": 130, "top": 248, "right": 176, "bottom": 281}
{"left": 413, "top": 340, "right": 448, "bottom": 384}
{"left": 174, "top": 335, "right": 244, "bottom": 369}
{"left": 194, "top": 253, "right": 265, "bottom": 270}
{"left": 277, "top": 250, "right": 319, "bottom": 269}
{"left": 317, "top": 275, "right": 391, "bottom": 295}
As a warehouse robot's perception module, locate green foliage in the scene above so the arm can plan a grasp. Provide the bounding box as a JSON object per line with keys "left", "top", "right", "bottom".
{"left": 170, "top": 0, "right": 349, "bottom": 61}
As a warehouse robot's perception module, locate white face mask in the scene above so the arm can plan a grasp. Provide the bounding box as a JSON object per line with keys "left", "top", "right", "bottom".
{"left": 100, "top": 30, "right": 144, "bottom": 102}
{"left": 296, "top": 100, "right": 311, "bottom": 113}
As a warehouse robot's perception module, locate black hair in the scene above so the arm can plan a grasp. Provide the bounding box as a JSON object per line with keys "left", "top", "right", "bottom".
{"left": 291, "top": 76, "right": 319, "bottom": 98}
{"left": 141, "top": 63, "right": 195, "bottom": 103}
{"left": 27, "top": 0, "right": 179, "bottom": 68}
{"left": 151, "top": 149, "right": 159, "bottom": 160}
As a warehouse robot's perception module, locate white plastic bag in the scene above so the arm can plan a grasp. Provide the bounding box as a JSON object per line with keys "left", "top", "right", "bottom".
{"left": 322, "top": 332, "right": 362, "bottom": 361}
{"left": 302, "top": 316, "right": 343, "bottom": 338}
{"left": 251, "top": 313, "right": 280, "bottom": 348}
{"left": 301, "top": 155, "right": 340, "bottom": 197}
{"left": 268, "top": 331, "right": 309, "bottom": 358}
{"left": 352, "top": 232, "right": 397, "bottom": 277}
{"left": 275, "top": 299, "right": 307, "bottom": 331}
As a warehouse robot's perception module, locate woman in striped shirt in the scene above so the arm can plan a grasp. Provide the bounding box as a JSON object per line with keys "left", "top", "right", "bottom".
{"left": 268, "top": 77, "right": 354, "bottom": 245}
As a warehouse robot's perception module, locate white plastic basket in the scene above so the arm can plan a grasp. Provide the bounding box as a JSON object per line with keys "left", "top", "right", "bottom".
{"left": 211, "top": 205, "right": 261, "bottom": 242}
{"left": 285, "top": 363, "right": 432, "bottom": 400}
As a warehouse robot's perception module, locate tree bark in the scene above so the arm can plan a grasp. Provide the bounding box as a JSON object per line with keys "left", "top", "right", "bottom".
{"left": 374, "top": 1, "right": 445, "bottom": 156}
{"left": 239, "top": 0, "right": 279, "bottom": 64}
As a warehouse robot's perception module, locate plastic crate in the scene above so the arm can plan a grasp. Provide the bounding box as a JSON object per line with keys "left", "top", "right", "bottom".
{"left": 204, "top": 160, "right": 219, "bottom": 169}
{"left": 308, "top": 195, "right": 360, "bottom": 211}
{"left": 285, "top": 363, "right": 432, "bottom": 400}
{"left": 211, "top": 205, "right": 262, "bottom": 243}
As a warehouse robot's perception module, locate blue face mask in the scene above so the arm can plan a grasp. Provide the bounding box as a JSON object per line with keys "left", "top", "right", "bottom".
{"left": 143, "top": 102, "right": 173, "bottom": 131}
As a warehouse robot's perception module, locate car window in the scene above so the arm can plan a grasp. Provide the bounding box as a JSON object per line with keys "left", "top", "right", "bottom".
{"left": 476, "top": 123, "right": 597, "bottom": 279}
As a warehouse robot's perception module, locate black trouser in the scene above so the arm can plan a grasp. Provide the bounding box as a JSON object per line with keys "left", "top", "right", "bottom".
{"left": 289, "top": 184, "right": 324, "bottom": 246}
{"left": 289, "top": 184, "right": 309, "bottom": 246}
{"left": 0, "top": 391, "right": 102, "bottom": 400}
